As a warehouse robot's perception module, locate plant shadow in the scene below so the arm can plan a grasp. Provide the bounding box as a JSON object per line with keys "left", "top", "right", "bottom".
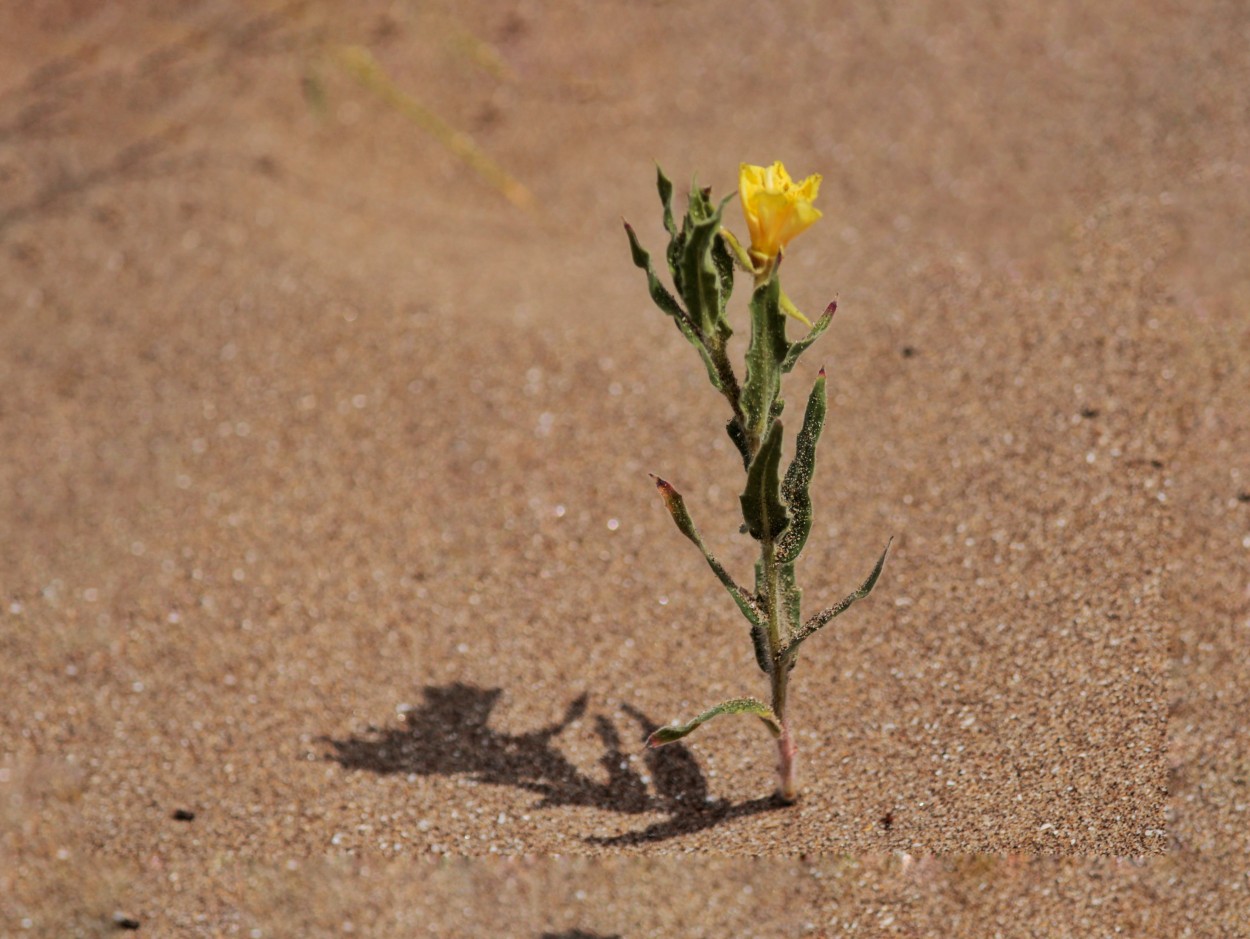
{"left": 320, "top": 683, "right": 786, "bottom": 846}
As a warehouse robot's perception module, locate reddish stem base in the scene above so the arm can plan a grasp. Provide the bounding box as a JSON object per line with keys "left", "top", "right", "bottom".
{"left": 775, "top": 720, "right": 799, "bottom": 803}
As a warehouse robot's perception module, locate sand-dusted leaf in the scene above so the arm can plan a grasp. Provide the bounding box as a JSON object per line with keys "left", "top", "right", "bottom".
{"left": 676, "top": 193, "right": 735, "bottom": 341}
{"left": 651, "top": 475, "right": 762, "bottom": 627}
{"left": 777, "top": 370, "right": 827, "bottom": 563}
{"left": 666, "top": 219, "right": 688, "bottom": 282}
{"left": 779, "top": 560, "right": 802, "bottom": 636}
{"left": 656, "top": 164, "right": 676, "bottom": 237}
{"left": 710, "top": 222, "right": 736, "bottom": 338}
{"left": 624, "top": 222, "right": 724, "bottom": 392}
{"left": 726, "top": 417, "right": 752, "bottom": 471}
{"left": 686, "top": 334, "right": 725, "bottom": 393}
{"left": 750, "top": 623, "right": 772, "bottom": 674}
{"left": 739, "top": 420, "right": 790, "bottom": 542}
{"left": 742, "top": 277, "right": 788, "bottom": 445}
{"left": 755, "top": 556, "right": 800, "bottom": 638}
{"left": 680, "top": 214, "right": 722, "bottom": 338}
{"left": 786, "top": 538, "right": 892, "bottom": 655}
{"left": 624, "top": 221, "right": 687, "bottom": 323}
{"left": 781, "top": 301, "right": 837, "bottom": 374}
{"left": 646, "top": 697, "right": 781, "bottom": 747}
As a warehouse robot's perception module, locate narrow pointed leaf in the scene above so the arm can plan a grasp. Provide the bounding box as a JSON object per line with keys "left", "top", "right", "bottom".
{"left": 687, "top": 334, "right": 726, "bottom": 393}
{"left": 678, "top": 207, "right": 728, "bottom": 340}
{"left": 656, "top": 164, "right": 676, "bottom": 237}
{"left": 719, "top": 227, "right": 756, "bottom": 272}
{"left": 652, "top": 476, "right": 762, "bottom": 627}
{"left": 777, "top": 370, "right": 827, "bottom": 563}
{"left": 786, "top": 538, "right": 892, "bottom": 655}
{"left": 779, "top": 291, "right": 813, "bottom": 327}
{"left": 666, "top": 216, "right": 688, "bottom": 282}
{"left": 686, "top": 181, "right": 714, "bottom": 221}
{"left": 739, "top": 420, "right": 790, "bottom": 541}
{"left": 625, "top": 222, "right": 723, "bottom": 391}
{"left": 624, "top": 222, "right": 688, "bottom": 324}
{"left": 782, "top": 301, "right": 837, "bottom": 373}
{"left": 711, "top": 220, "right": 736, "bottom": 339}
{"left": 741, "top": 277, "right": 788, "bottom": 445}
{"left": 646, "top": 697, "right": 781, "bottom": 747}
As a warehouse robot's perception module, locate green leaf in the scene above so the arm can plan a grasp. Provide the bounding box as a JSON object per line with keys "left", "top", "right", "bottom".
{"left": 656, "top": 164, "right": 676, "bottom": 237}
{"left": 785, "top": 538, "right": 892, "bottom": 655}
{"left": 741, "top": 277, "right": 788, "bottom": 446}
{"left": 665, "top": 211, "right": 688, "bottom": 281}
{"left": 624, "top": 222, "right": 686, "bottom": 322}
{"left": 651, "top": 178, "right": 736, "bottom": 348}
{"left": 687, "top": 332, "right": 726, "bottom": 393}
{"left": 710, "top": 228, "right": 736, "bottom": 339}
{"left": 750, "top": 624, "right": 772, "bottom": 674}
{"left": 739, "top": 420, "right": 790, "bottom": 541}
{"left": 651, "top": 475, "right": 762, "bottom": 627}
{"left": 782, "top": 301, "right": 837, "bottom": 374}
{"left": 779, "top": 560, "right": 802, "bottom": 636}
{"left": 646, "top": 697, "right": 781, "bottom": 747}
{"left": 726, "top": 417, "right": 752, "bottom": 471}
{"left": 625, "top": 221, "right": 724, "bottom": 392}
{"left": 755, "top": 557, "right": 800, "bottom": 639}
{"left": 776, "top": 370, "right": 827, "bottom": 563}
{"left": 676, "top": 197, "right": 733, "bottom": 341}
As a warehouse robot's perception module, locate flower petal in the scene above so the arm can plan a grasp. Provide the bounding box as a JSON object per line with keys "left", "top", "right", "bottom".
{"left": 737, "top": 160, "right": 823, "bottom": 262}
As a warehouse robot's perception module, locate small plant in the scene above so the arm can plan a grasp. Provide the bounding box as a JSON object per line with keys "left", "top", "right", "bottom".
{"left": 623, "top": 161, "right": 890, "bottom": 803}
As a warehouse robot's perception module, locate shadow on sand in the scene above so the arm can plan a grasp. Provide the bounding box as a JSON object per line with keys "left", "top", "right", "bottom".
{"left": 321, "top": 682, "right": 785, "bottom": 846}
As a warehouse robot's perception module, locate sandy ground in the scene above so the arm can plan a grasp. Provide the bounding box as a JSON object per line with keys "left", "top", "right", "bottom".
{"left": 1, "top": 0, "right": 1247, "bottom": 934}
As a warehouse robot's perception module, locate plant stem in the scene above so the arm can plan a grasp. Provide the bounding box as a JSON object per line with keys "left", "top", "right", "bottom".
{"left": 762, "top": 532, "right": 798, "bottom": 802}
{"left": 737, "top": 266, "right": 799, "bottom": 802}
{"left": 706, "top": 340, "right": 746, "bottom": 438}
{"left": 775, "top": 718, "right": 798, "bottom": 803}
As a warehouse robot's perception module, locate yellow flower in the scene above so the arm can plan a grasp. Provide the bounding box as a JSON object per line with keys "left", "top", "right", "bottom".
{"left": 738, "top": 161, "right": 822, "bottom": 265}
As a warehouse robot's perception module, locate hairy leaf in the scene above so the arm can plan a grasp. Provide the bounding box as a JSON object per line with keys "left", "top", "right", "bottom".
{"left": 624, "top": 221, "right": 687, "bottom": 323}
{"left": 726, "top": 417, "right": 752, "bottom": 471}
{"left": 741, "top": 277, "right": 788, "bottom": 445}
{"left": 656, "top": 164, "right": 676, "bottom": 237}
{"left": 652, "top": 475, "right": 762, "bottom": 627}
{"left": 779, "top": 560, "right": 802, "bottom": 636}
{"left": 777, "top": 369, "right": 827, "bottom": 563}
{"left": 739, "top": 420, "right": 790, "bottom": 541}
{"left": 750, "top": 623, "right": 772, "bottom": 674}
{"left": 786, "top": 538, "right": 893, "bottom": 655}
{"left": 710, "top": 218, "right": 736, "bottom": 338}
{"left": 681, "top": 215, "right": 722, "bottom": 338}
{"left": 624, "top": 222, "right": 723, "bottom": 392}
{"left": 782, "top": 301, "right": 837, "bottom": 373}
{"left": 646, "top": 697, "right": 781, "bottom": 747}
{"left": 676, "top": 194, "right": 735, "bottom": 341}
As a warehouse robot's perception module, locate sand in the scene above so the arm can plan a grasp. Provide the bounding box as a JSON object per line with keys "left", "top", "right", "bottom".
{"left": 1, "top": 0, "right": 1247, "bottom": 934}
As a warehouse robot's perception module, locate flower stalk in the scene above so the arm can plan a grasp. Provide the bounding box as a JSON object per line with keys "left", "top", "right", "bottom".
{"left": 625, "top": 162, "right": 890, "bottom": 803}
